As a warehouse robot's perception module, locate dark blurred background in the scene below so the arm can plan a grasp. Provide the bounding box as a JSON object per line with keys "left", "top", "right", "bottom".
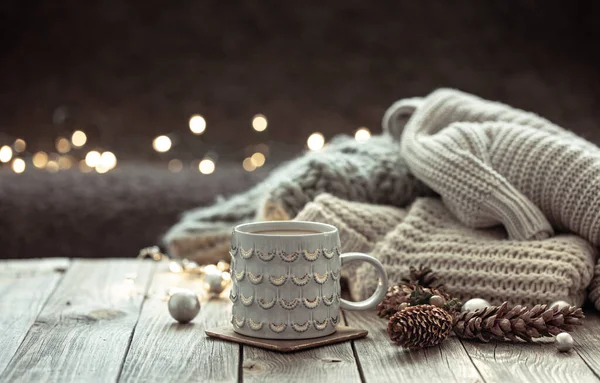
{"left": 2, "top": 1, "right": 600, "bottom": 160}
{"left": 0, "top": 1, "right": 599, "bottom": 258}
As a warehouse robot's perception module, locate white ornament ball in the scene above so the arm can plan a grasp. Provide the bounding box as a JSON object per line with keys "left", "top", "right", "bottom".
{"left": 204, "top": 270, "right": 226, "bottom": 295}
{"left": 461, "top": 298, "right": 491, "bottom": 313}
{"left": 555, "top": 332, "right": 574, "bottom": 352}
{"left": 550, "top": 300, "right": 570, "bottom": 310}
{"left": 168, "top": 290, "right": 201, "bottom": 323}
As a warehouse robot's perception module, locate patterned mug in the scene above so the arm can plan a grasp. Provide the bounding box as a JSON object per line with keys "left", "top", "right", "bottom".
{"left": 229, "top": 221, "right": 388, "bottom": 339}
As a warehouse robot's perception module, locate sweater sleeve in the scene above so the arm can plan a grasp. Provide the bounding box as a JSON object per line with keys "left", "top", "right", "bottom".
{"left": 396, "top": 90, "right": 554, "bottom": 240}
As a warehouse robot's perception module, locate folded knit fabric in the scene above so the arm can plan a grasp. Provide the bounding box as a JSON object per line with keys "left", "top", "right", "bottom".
{"left": 337, "top": 198, "right": 596, "bottom": 308}
{"left": 386, "top": 88, "right": 600, "bottom": 246}
{"left": 294, "top": 193, "right": 406, "bottom": 280}
{"left": 589, "top": 265, "right": 600, "bottom": 310}
{"left": 163, "top": 135, "right": 430, "bottom": 263}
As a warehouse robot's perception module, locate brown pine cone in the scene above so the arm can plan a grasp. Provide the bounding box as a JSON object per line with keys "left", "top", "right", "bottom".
{"left": 454, "top": 302, "right": 585, "bottom": 342}
{"left": 402, "top": 266, "right": 443, "bottom": 288}
{"left": 377, "top": 283, "right": 459, "bottom": 319}
{"left": 377, "top": 283, "right": 414, "bottom": 318}
{"left": 387, "top": 305, "right": 453, "bottom": 348}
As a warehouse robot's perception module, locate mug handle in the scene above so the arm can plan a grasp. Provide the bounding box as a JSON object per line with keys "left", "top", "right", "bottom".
{"left": 339, "top": 252, "right": 388, "bottom": 311}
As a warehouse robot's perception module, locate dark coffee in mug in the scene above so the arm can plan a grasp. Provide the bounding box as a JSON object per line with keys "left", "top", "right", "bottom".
{"left": 251, "top": 230, "right": 320, "bottom": 235}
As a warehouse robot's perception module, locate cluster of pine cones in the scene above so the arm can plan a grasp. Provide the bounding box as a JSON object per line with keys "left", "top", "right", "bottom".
{"left": 379, "top": 267, "right": 585, "bottom": 349}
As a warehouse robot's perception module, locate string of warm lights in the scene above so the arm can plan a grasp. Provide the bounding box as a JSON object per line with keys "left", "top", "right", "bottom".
{"left": 1, "top": 112, "right": 372, "bottom": 174}
{"left": 137, "top": 245, "right": 232, "bottom": 296}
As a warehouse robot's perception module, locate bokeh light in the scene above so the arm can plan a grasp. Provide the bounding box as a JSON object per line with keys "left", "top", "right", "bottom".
{"left": 33, "top": 152, "right": 48, "bottom": 168}
{"left": 243, "top": 158, "right": 256, "bottom": 172}
{"left": 0, "top": 146, "right": 13, "bottom": 163}
{"left": 307, "top": 133, "right": 325, "bottom": 151}
{"left": 355, "top": 127, "right": 371, "bottom": 142}
{"left": 96, "top": 164, "right": 109, "bottom": 174}
{"left": 85, "top": 150, "right": 101, "bottom": 167}
{"left": 153, "top": 135, "right": 172, "bottom": 152}
{"left": 199, "top": 159, "right": 215, "bottom": 174}
{"left": 250, "top": 152, "right": 266, "bottom": 167}
{"left": 56, "top": 137, "right": 71, "bottom": 153}
{"left": 252, "top": 114, "right": 268, "bottom": 132}
{"left": 12, "top": 158, "right": 25, "bottom": 173}
{"left": 14, "top": 139, "right": 26, "bottom": 152}
{"left": 100, "top": 151, "right": 117, "bottom": 170}
{"left": 71, "top": 130, "right": 87, "bottom": 147}
{"left": 58, "top": 156, "right": 73, "bottom": 169}
{"left": 168, "top": 159, "right": 183, "bottom": 173}
{"left": 189, "top": 115, "right": 206, "bottom": 135}
{"left": 46, "top": 161, "right": 59, "bottom": 173}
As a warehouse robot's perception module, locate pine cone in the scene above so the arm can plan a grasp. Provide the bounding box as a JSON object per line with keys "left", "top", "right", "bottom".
{"left": 454, "top": 302, "right": 585, "bottom": 342}
{"left": 377, "top": 284, "right": 459, "bottom": 319}
{"left": 388, "top": 305, "right": 453, "bottom": 348}
{"left": 402, "top": 266, "right": 443, "bottom": 288}
{"left": 377, "top": 284, "right": 414, "bottom": 318}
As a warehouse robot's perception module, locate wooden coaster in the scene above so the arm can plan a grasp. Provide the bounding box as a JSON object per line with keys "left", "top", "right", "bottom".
{"left": 205, "top": 325, "right": 368, "bottom": 352}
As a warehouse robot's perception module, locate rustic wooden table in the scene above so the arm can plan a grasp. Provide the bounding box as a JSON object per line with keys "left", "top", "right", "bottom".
{"left": 2, "top": 258, "right": 600, "bottom": 382}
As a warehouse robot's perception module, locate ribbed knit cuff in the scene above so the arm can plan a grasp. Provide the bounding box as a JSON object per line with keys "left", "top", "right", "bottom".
{"left": 486, "top": 185, "right": 554, "bottom": 240}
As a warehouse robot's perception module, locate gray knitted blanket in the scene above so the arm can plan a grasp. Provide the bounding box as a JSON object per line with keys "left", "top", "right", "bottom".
{"left": 163, "top": 135, "right": 432, "bottom": 263}
{"left": 164, "top": 88, "right": 600, "bottom": 297}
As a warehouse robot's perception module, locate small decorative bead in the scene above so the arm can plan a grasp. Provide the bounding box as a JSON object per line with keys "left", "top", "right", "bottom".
{"left": 168, "top": 290, "right": 201, "bottom": 323}
{"left": 204, "top": 270, "right": 226, "bottom": 294}
{"left": 555, "top": 332, "right": 574, "bottom": 352}
{"left": 461, "top": 298, "right": 491, "bottom": 313}
{"left": 550, "top": 300, "right": 570, "bottom": 311}
{"left": 429, "top": 295, "right": 446, "bottom": 307}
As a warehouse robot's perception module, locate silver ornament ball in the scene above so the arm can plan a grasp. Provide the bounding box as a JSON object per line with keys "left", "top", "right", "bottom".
{"left": 168, "top": 290, "right": 201, "bottom": 323}
{"left": 555, "top": 332, "right": 574, "bottom": 352}
{"left": 461, "top": 298, "right": 491, "bottom": 313}
{"left": 550, "top": 300, "right": 570, "bottom": 311}
{"left": 204, "top": 270, "right": 226, "bottom": 295}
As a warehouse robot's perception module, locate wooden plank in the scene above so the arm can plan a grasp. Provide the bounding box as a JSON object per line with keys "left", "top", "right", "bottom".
{"left": 242, "top": 313, "right": 362, "bottom": 383}
{"left": 0, "top": 258, "right": 70, "bottom": 374}
{"left": 461, "top": 331, "right": 599, "bottom": 383}
{"left": 344, "top": 310, "right": 483, "bottom": 383}
{"left": 242, "top": 341, "right": 361, "bottom": 383}
{"left": 572, "top": 310, "right": 600, "bottom": 379}
{"left": 119, "top": 264, "right": 239, "bottom": 383}
{"left": 0, "top": 258, "right": 154, "bottom": 383}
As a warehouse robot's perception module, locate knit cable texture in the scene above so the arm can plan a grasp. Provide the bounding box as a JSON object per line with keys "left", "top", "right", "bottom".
{"left": 163, "top": 135, "right": 429, "bottom": 262}
{"left": 391, "top": 88, "right": 600, "bottom": 245}
{"left": 294, "top": 193, "right": 406, "bottom": 281}
{"left": 349, "top": 198, "right": 597, "bottom": 308}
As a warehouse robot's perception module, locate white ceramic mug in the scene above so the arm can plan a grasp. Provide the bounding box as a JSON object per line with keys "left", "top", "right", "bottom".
{"left": 229, "top": 221, "right": 388, "bottom": 339}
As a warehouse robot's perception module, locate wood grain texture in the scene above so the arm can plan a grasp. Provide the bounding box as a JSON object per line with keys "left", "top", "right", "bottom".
{"left": 573, "top": 310, "right": 600, "bottom": 379}
{"left": 0, "top": 258, "right": 154, "bottom": 383}
{"left": 0, "top": 258, "right": 70, "bottom": 374}
{"left": 344, "top": 310, "right": 483, "bottom": 383}
{"left": 243, "top": 339, "right": 362, "bottom": 383}
{"left": 119, "top": 264, "right": 239, "bottom": 383}
{"left": 243, "top": 310, "right": 362, "bottom": 383}
{"left": 461, "top": 335, "right": 600, "bottom": 383}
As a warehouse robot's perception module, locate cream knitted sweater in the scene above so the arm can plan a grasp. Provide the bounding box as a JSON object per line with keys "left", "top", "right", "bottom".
{"left": 295, "top": 194, "right": 598, "bottom": 308}
{"left": 386, "top": 89, "right": 600, "bottom": 245}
